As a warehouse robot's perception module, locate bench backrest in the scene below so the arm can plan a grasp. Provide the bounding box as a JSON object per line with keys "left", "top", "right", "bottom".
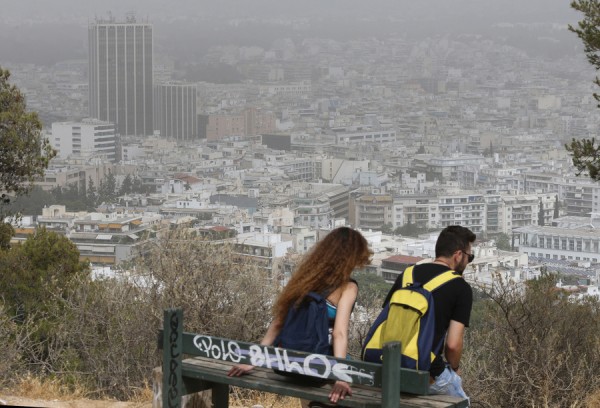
{"left": 159, "top": 308, "right": 431, "bottom": 407}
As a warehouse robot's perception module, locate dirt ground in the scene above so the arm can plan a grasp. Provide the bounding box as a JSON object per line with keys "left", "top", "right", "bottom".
{"left": 0, "top": 395, "right": 152, "bottom": 408}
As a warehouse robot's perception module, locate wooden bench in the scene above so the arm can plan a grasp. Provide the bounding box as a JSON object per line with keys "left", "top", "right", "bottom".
{"left": 157, "top": 308, "right": 469, "bottom": 408}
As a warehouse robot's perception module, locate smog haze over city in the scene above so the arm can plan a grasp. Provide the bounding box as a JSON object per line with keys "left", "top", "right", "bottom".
{"left": 3, "top": 0, "right": 600, "bottom": 291}
{"left": 0, "top": 0, "right": 585, "bottom": 65}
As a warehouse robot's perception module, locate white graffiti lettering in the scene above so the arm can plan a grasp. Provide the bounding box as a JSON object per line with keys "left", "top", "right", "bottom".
{"left": 191, "top": 336, "right": 375, "bottom": 385}
{"left": 303, "top": 354, "right": 330, "bottom": 378}
{"left": 249, "top": 344, "right": 265, "bottom": 367}
{"left": 282, "top": 350, "right": 304, "bottom": 374}
{"left": 264, "top": 346, "right": 284, "bottom": 370}
{"left": 192, "top": 336, "right": 243, "bottom": 363}
{"left": 331, "top": 363, "right": 376, "bottom": 385}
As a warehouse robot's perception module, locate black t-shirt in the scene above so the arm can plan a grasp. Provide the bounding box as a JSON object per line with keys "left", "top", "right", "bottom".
{"left": 382, "top": 263, "right": 473, "bottom": 377}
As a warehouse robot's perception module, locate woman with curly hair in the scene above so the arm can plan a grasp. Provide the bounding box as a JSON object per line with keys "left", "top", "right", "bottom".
{"left": 228, "top": 226, "right": 372, "bottom": 405}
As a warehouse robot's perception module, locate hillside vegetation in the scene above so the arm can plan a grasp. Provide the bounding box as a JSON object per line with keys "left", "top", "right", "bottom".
{"left": 1, "top": 227, "right": 599, "bottom": 407}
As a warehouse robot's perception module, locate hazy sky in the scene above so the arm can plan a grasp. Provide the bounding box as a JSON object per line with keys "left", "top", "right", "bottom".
{"left": 0, "top": 1, "right": 584, "bottom": 65}
{"left": 1, "top": 0, "right": 581, "bottom": 25}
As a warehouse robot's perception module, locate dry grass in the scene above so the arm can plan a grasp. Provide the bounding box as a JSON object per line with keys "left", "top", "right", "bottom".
{"left": 126, "top": 379, "right": 154, "bottom": 405}
{"left": 7, "top": 374, "right": 598, "bottom": 408}
{"left": 2, "top": 375, "right": 303, "bottom": 408}
{"left": 585, "top": 388, "right": 600, "bottom": 408}
{"left": 229, "top": 388, "right": 302, "bottom": 408}
{"left": 7, "top": 373, "right": 88, "bottom": 400}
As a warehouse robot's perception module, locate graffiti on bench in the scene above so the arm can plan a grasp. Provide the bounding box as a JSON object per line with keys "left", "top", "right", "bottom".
{"left": 192, "top": 335, "right": 376, "bottom": 386}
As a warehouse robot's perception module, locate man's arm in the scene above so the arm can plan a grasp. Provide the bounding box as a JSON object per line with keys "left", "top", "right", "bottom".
{"left": 445, "top": 319, "right": 465, "bottom": 371}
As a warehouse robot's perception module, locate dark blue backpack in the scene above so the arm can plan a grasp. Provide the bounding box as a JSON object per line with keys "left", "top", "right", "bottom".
{"left": 274, "top": 291, "right": 332, "bottom": 355}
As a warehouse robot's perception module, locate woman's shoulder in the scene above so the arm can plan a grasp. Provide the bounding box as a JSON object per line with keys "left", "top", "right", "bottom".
{"left": 344, "top": 279, "right": 359, "bottom": 293}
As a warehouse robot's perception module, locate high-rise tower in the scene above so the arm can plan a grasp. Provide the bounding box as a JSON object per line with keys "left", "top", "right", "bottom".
{"left": 88, "top": 16, "right": 153, "bottom": 136}
{"left": 153, "top": 83, "right": 198, "bottom": 140}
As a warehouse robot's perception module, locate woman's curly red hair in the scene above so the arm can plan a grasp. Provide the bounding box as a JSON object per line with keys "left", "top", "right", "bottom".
{"left": 273, "top": 227, "right": 371, "bottom": 325}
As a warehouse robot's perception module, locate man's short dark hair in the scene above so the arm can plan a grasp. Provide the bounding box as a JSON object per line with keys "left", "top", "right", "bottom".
{"left": 435, "top": 225, "right": 476, "bottom": 258}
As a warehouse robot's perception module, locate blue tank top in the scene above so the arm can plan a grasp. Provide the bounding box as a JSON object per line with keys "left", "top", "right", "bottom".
{"left": 324, "top": 278, "right": 358, "bottom": 346}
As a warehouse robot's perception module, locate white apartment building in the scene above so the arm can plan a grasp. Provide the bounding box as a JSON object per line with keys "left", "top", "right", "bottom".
{"left": 392, "top": 195, "right": 437, "bottom": 230}
{"left": 67, "top": 211, "right": 158, "bottom": 265}
{"left": 291, "top": 192, "right": 334, "bottom": 229}
{"left": 464, "top": 243, "right": 536, "bottom": 289}
{"left": 276, "top": 157, "right": 315, "bottom": 181}
{"left": 390, "top": 192, "right": 555, "bottom": 236}
{"left": 250, "top": 151, "right": 314, "bottom": 181}
{"left": 333, "top": 128, "right": 397, "bottom": 145}
{"left": 501, "top": 194, "right": 556, "bottom": 231}
{"left": 522, "top": 172, "right": 563, "bottom": 195}
{"left": 413, "top": 154, "right": 485, "bottom": 182}
{"left": 563, "top": 181, "right": 600, "bottom": 217}
{"left": 437, "top": 193, "right": 485, "bottom": 234}
{"left": 232, "top": 231, "right": 293, "bottom": 277}
{"left": 252, "top": 207, "right": 295, "bottom": 232}
{"left": 523, "top": 175, "right": 600, "bottom": 217}
{"left": 50, "top": 119, "right": 117, "bottom": 162}
{"left": 352, "top": 194, "right": 394, "bottom": 230}
{"left": 261, "top": 81, "right": 312, "bottom": 97}
{"left": 514, "top": 218, "right": 600, "bottom": 263}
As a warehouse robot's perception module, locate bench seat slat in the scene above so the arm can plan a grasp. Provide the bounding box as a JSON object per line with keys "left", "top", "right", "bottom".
{"left": 182, "top": 357, "right": 468, "bottom": 408}
{"left": 182, "top": 358, "right": 378, "bottom": 408}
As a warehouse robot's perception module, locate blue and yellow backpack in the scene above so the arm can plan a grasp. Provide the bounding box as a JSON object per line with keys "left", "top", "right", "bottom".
{"left": 361, "top": 266, "right": 460, "bottom": 370}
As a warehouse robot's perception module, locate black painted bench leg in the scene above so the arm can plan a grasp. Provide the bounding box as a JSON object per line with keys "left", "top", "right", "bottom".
{"left": 163, "top": 308, "right": 183, "bottom": 408}
{"left": 212, "top": 383, "right": 229, "bottom": 408}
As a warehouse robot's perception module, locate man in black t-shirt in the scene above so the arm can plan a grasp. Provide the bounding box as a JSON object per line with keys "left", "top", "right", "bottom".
{"left": 383, "top": 225, "right": 475, "bottom": 400}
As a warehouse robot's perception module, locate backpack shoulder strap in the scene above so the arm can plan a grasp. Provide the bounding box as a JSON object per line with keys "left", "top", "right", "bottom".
{"left": 423, "top": 270, "right": 460, "bottom": 292}
{"left": 401, "top": 265, "right": 415, "bottom": 287}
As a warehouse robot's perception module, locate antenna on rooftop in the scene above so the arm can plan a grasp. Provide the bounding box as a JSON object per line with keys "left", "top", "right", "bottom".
{"left": 126, "top": 11, "right": 137, "bottom": 23}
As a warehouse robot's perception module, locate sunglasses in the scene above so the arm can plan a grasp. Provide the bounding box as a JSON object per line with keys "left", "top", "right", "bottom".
{"left": 461, "top": 250, "right": 475, "bottom": 263}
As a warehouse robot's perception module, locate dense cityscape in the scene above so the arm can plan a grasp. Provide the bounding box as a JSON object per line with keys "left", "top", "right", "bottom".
{"left": 2, "top": 0, "right": 600, "bottom": 298}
